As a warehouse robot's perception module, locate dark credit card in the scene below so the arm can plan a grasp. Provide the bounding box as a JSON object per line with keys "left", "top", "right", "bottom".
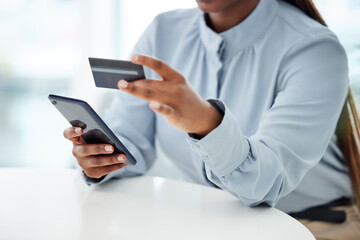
{"left": 89, "top": 57, "right": 145, "bottom": 89}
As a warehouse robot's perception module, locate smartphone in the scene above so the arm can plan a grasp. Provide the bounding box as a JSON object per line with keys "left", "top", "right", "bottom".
{"left": 48, "top": 94, "right": 137, "bottom": 166}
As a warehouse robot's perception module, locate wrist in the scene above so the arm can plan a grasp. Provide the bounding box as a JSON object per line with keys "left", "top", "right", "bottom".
{"left": 191, "top": 100, "right": 224, "bottom": 139}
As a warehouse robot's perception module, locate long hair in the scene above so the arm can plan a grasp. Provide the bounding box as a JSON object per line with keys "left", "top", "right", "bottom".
{"left": 283, "top": 0, "right": 360, "bottom": 210}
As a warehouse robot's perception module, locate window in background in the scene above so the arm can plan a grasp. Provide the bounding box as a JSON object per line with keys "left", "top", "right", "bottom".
{"left": 0, "top": 0, "right": 86, "bottom": 168}
{"left": 0, "top": 0, "right": 120, "bottom": 168}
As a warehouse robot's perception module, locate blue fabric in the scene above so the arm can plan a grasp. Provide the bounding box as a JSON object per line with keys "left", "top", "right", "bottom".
{"left": 91, "top": 0, "right": 353, "bottom": 212}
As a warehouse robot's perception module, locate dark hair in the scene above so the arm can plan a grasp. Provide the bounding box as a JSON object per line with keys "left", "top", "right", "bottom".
{"left": 283, "top": 0, "right": 360, "bottom": 210}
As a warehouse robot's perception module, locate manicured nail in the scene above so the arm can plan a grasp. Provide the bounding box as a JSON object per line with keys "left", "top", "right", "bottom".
{"left": 152, "top": 101, "right": 161, "bottom": 109}
{"left": 119, "top": 80, "right": 128, "bottom": 88}
{"left": 132, "top": 54, "right": 139, "bottom": 62}
{"left": 75, "top": 128, "right": 82, "bottom": 134}
{"left": 105, "top": 145, "right": 113, "bottom": 152}
{"left": 117, "top": 155, "right": 126, "bottom": 162}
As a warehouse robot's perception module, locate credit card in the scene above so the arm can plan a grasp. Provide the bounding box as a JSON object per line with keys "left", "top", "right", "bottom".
{"left": 89, "top": 57, "right": 145, "bottom": 89}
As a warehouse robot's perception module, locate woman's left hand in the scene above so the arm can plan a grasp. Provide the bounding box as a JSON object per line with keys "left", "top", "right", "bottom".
{"left": 118, "top": 54, "right": 223, "bottom": 138}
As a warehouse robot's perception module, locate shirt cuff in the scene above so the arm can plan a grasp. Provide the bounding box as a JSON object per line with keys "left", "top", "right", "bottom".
{"left": 186, "top": 103, "right": 250, "bottom": 177}
{"left": 81, "top": 168, "right": 126, "bottom": 186}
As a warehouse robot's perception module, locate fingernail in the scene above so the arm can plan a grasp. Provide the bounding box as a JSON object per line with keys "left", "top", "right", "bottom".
{"left": 132, "top": 54, "right": 139, "bottom": 62}
{"left": 119, "top": 80, "right": 128, "bottom": 89}
{"left": 105, "top": 145, "right": 113, "bottom": 152}
{"left": 152, "top": 101, "right": 161, "bottom": 109}
{"left": 75, "top": 128, "right": 82, "bottom": 134}
{"left": 117, "top": 155, "right": 126, "bottom": 162}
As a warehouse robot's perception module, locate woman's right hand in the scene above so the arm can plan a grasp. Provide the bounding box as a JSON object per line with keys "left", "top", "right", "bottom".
{"left": 63, "top": 127, "right": 128, "bottom": 179}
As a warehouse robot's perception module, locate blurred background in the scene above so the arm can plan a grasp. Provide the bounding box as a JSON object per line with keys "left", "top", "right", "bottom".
{"left": 0, "top": 0, "right": 359, "bottom": 175}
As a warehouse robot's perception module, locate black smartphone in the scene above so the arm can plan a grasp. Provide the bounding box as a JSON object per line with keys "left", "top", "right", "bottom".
{"left": 48, "top": 94, "right": 137, "bottom": 166}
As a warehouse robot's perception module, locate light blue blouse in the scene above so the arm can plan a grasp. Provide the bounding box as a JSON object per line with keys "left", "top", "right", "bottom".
{"left": 92, "top": 0, "right": 353, "bottom": 212}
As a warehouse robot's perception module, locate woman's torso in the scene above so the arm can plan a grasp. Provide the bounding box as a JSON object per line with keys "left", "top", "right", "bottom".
{"left": 139, "top": 0, "right": 353, "bottom": 212}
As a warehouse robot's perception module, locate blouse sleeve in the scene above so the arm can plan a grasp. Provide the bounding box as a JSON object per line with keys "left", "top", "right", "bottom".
{"left": 187, "top": 34, "right": 349, "bottom": 206}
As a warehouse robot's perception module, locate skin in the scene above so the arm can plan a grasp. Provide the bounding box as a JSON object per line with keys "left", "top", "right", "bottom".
{"left": 197, "top": 0, "right": 260, "bottom": 33}
{"left": 63, "top": 127, "right": 128, "bottom": 179}
{"left": 64, "top": 0, "right": 259, "bottom": 179}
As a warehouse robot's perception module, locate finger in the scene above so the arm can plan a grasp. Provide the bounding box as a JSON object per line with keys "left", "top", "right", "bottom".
{"left": 118, "top": 79, "right": 172, "bottom": 102}
{"left": 72, "top": 136, "right": 86, "bottom": 145}
{"left": 131, "top": 54, "right": 182, "bottom": 82}
{"left": 83, "top": 154, "right": 127, "bottom": 168}
{"left": 73, "top": 144, "right": 114, "bottom": 157}
{"left": 85, "top": 163, "right": 128, "bottom": 179}
{"left": 63, "top": 127, "right": 83, "bottom": 140}
{"left": 149, "top": 101, "right": 176, "bottom": 117}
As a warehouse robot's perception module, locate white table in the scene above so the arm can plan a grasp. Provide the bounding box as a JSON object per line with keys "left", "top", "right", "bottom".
{"left": 0, "top": 168, "right": 314, "bottom": 240}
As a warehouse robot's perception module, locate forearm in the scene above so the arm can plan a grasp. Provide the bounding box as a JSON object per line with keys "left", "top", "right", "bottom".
{"left": 187, "top": 102, "right": 339, "bottom": 207}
